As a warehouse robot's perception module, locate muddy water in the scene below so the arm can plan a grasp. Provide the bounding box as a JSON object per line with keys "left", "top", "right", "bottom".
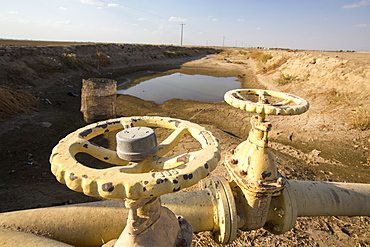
{"left": 116, "top": 71, "right": 240, "bottom": 103}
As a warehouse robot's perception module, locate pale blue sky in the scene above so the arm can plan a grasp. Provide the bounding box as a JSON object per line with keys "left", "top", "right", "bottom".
{"left": 1, "top": 0, "right": 369, "bottom": 51}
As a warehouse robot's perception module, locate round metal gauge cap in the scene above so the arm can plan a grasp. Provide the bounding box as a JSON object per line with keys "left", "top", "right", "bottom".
{"left": 116, "top": 127, "right": 159, "bottom": 161}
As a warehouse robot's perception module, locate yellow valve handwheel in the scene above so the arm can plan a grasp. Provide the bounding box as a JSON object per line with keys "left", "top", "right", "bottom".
{"left": 50, "top": 116, "right": 220, "bottom": 200}
{"left": 224, "top": 89, "right": 309, "bottom": 115}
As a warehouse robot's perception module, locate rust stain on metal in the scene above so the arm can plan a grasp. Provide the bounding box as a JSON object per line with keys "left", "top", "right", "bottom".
{"left": 240, "top": 170, "right": 248, "bottom": 176}
{"left": 177, "top": 154, "right": 190, "bottom": 163}
{"left": 329, "top": 188, "right": 340, "bottom": 204}
{"left": 168, "top": 119, "right": 181, "bottom": 127}
{"left": 230, "top": 159, "right": 238, "bottom": 165}
{"left": 69, "top": 173, "right": 78, "bottom": 181}
{"left": 102, "top": 182, "right": 114, "bottom": 192}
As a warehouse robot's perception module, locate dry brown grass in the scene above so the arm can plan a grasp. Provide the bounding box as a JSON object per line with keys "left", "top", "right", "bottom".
{"left": 258, "top": 57, "right": 289, "bottom": 74}
{"left": 61, "top": 53, "right": 81, "bottom": 69}
{"left": 0, "top": 86, "right": 37, "bottom": 121}
{"left": 249, "top": 51, "right": 273, "bottom": 64}
{"left": 275, "top": 73, "right": 298, "bottom": 86}
{"left": 349, "top": 108, "right": 370, "bottom": 131}
{"left": 326, "top": 88, "right": 351, "bottom": 106}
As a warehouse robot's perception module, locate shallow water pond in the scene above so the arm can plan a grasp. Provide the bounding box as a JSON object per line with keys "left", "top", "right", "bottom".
{"left": 116, "top": 71, "right": 240, "bottom": 103}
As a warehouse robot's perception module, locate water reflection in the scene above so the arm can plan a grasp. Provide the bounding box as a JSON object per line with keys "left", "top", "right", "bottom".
{"left": 117, "top": 72, "right": 240, "bottom": 103}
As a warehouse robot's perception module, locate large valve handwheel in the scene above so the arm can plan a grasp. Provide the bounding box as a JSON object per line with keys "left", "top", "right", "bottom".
{"left": 50, "top": 116, "right": 220, "bottom": 200}
{"left": 224, "top": 89, "right": 309, "bottom": 115}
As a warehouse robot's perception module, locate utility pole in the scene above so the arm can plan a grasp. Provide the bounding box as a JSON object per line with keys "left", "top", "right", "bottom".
{"left": 180, "top": 23, "right": 185, "bottom": 46}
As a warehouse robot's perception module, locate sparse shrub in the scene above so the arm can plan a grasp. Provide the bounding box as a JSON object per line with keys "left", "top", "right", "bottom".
{"left": 249, "top": 51, "right": 273, "bottom": 64}
{"left": 95, "top": 52, "right": 111, "bottom": 67}
{"left": 219, "top": 50, "right": 232, "bottom": 56}
{"left": 163, "top": 50, "right": 188, "bottom": 58}
{"left": 326, "top": 89, "right": 350, "bottom": 105}
{"left": 275, "top": 73, "right": 297, "bottom": 85}
{"left": 61, "top": 53, "right": 81, "bottom": 69}
{"left": 163, "top": 50, "right": 178, "bottom": 58}
{"left": 225, "top": 59, "right": 246, "bottom": 64}
{"left": 237, "top": 50, "right": 249, "bottom": 56}
{"left": 258, "top": 57, "right": 289, "bottom": 74}
{"left": 349, "top": 108, "right": 370, "bottom": 131}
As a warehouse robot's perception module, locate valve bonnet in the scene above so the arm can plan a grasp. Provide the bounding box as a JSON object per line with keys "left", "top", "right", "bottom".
{"left": 116, "top": 127, "right": 159, "bottom": 161}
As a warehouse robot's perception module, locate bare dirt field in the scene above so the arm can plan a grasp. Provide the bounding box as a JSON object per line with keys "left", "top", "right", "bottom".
{"left": 0, "top": 40, "right": 369, "bottom": 246}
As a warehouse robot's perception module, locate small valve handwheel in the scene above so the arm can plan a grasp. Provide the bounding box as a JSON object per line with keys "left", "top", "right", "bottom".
{"left": 224, "top": 89, "right": 309, "bottom": 115}
{"left": 50, "top": 116, "right": 220, "bottom": 200}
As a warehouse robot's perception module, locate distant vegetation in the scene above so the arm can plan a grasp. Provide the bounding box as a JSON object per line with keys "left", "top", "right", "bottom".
{"left": 249, "top": 51, "right": 273, "bottom": 63}
{"left": 338, "top": 50, "right": 356, "bottom": 53}
{"left": 218, "top": 49, "right": 290, "bottom": 74}
{"left": 275, "top": 73, "right": 297, "bottom": 86}
{"left": 163, "top": 50, "right": 189, "bottom": 57}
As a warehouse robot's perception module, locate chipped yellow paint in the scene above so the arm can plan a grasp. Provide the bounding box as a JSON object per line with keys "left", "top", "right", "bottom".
{"left": 224, "top": 89, "right": 308, "bottom": 230}
{"left": 50, "top": 116, "right": 220, "bottom": 200}
{"left": 224, "top": 89, "right": 309, "bottom": 116}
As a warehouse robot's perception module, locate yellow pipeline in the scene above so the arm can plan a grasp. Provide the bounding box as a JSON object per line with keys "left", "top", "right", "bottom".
{"left": 0, "top": 228, "right": 73, "bottom": 247}
{"left": 264, "top": 181, "right": 370, "bottom": 235}
{"left": 289, "top": 181, "right": 370, "bottom": 216}
{"left": 1, "top": 180, "right": 370, "bottom": 246}
{"left": 0, "top": 190, "right": 217, "bottom": 247}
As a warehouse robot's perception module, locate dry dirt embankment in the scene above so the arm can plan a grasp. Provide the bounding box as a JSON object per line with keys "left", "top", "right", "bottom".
{"left": 252, "top": 50, "right": 370, "bottom": 167}
{"left": 0, "top": 43, "right": 219, "bottom": 89}
{"left": 0, "top": 43, "right": 369, "bottom": 246}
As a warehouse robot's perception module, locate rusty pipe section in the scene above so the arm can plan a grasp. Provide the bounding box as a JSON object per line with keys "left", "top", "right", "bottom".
{"left": 265, "top": 180, "right": 370, "bottom": 235}
{"left": 288, "top": 181, "right": 370, "bottom": 217}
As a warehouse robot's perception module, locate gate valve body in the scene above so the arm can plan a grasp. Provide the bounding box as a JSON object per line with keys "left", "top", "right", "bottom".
{"left": 50, "top": 116, "right": 221, "bottom": 247}
{"left": 223, "top": 89, "right": 309, "bottom": 230}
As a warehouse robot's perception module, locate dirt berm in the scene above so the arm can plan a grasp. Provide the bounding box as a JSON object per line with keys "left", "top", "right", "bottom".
{"left": 0, "top": 41, "right": 369, "bottom": 246}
